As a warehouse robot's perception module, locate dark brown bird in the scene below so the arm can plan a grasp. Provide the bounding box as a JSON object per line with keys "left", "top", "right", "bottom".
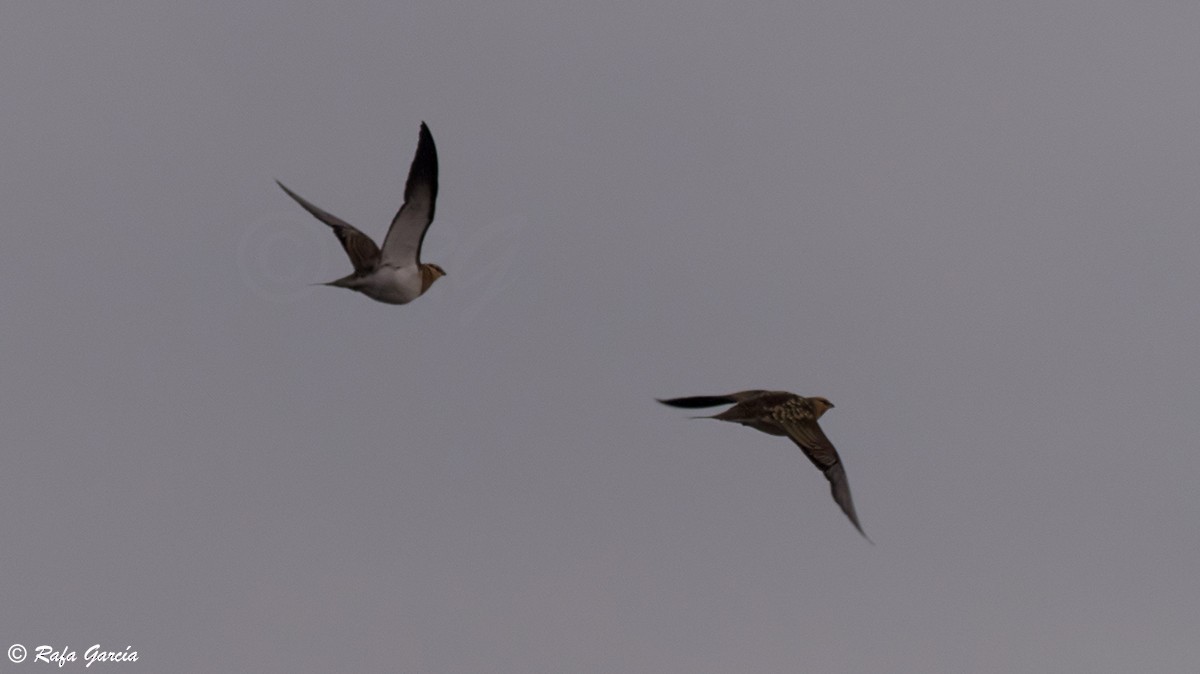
{"left": 658, "top": 390, "right": 871, "bottom": 542}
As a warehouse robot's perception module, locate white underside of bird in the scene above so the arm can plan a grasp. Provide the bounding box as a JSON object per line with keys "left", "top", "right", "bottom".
{"left": 326, "top": 264, "right": 424, "bottom": 305}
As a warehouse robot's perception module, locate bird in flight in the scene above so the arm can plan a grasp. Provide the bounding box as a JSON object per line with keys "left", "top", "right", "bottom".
{"left": 276, "top": 122, "right": 445, "bottom": 305}
{"left": 658, "top": 390, "right": 871, "bottom": 542}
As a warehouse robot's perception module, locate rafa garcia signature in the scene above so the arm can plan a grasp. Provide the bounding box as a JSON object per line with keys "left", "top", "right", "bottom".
{"left": 33, "top": 644, "right": 138, "bottom": 667}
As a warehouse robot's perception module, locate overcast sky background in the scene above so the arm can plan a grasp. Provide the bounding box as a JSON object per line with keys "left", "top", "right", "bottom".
{"left": 3, "top": 2, "right": 1199, "bottom": 672}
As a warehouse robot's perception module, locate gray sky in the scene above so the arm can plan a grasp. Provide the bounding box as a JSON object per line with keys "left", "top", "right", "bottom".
{"left": 3, "top": 2, "right": 1199, "bottom": 672}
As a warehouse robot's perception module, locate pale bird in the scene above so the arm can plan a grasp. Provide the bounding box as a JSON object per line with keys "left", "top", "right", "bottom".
{"left": 276, "top": 122, "right": 445, "bottom": 304}
{"left": 658, "top": 390, "right": 871, "bottom": 542}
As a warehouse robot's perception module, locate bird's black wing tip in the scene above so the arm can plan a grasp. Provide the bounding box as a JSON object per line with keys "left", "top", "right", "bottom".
{"left": 657, "top": 395, "right": 736, "bottom": 409}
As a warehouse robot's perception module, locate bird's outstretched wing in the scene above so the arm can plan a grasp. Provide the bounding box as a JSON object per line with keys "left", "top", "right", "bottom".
{"left": 380, "top": 122, "right": 439, "bottom": 269}
{"left": 823, "top": 462, "right": 869, "bottom": 542}
{"left": 657, "top": 390, "right": 770, "bottom": 409}
{"left": 276, "top": 180, "right": 380, "bottom": 274}
{"left": 777, "top": 417, "right": 871, "bottom": 543}
{"left": 658, "top": 395, "right": 740, "bottom": 409}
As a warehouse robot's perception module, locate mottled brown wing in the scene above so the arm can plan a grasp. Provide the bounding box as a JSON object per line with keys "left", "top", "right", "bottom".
{"left": 777, "top": 415, "right": 840, "bottom": 472}
{"left": 778, "top": 417, "right": 871, "bottom": 542}
{"left": 276, "top": 180, "right": 381, "bottom": 274}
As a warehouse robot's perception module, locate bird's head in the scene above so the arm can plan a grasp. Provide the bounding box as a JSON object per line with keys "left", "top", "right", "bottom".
{"left": 810, "top": 396, "right": 835, "bottom": 417}
{"left": 421, "top": 263, "right": 447, "bottom": 292}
